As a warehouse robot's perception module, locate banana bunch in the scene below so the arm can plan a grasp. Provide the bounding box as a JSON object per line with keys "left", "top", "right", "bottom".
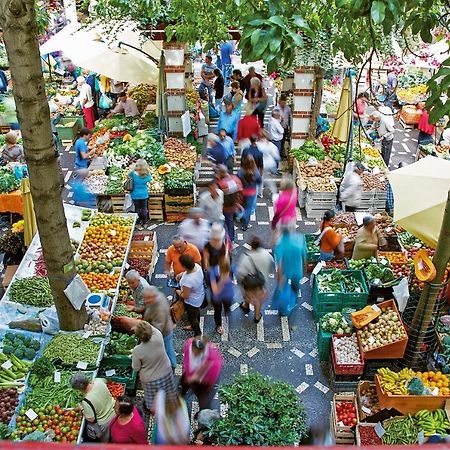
{"left": 378, "top": 367, "right": 415, "bottom": 395}
{"left": 415, "top": 409, "right": 450, "bottom": 436}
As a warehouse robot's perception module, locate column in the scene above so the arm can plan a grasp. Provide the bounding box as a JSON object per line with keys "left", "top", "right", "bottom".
{"left": 163, "top": 42, "right": 186, "bottom": 137}
{"left": 291, "top": 66, "right": 315, "bottom": 149}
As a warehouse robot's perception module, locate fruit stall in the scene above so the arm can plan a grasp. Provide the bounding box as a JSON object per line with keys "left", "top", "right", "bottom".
{"left": 0, "top": 205, "right": 162, "bottom": 443}
{"left": 83, "top": 116, "right": 198, "bottom": 222}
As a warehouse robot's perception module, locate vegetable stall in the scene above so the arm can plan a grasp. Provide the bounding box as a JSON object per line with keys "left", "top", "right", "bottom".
{"left": 0, "top": 204, "right": 158, "bottom": 443}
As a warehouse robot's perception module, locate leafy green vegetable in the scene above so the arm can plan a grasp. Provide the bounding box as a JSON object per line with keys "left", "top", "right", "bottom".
{"left": 291, "top": 140, "right": 326, "bottom": 162}
{"left": 0, "top": 168, "right": 20, "bottom": 194}
{"left": 164, "top": 167, "right": 193, "bottom": 191}
{"left": 320, "top": 312, "right": 352, "bottom": 334}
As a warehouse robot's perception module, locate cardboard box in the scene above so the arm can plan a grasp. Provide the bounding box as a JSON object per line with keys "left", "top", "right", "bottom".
{"left": 2, "top": 265, "right": 18, "bottom": 289}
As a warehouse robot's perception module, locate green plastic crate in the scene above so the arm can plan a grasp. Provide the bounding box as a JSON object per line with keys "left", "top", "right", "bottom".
{"left": 340, "top": 270, "right": 369, "bottom": 306}
{"left": 56, "top": 117, "right": 80, "bottom": 141}
{"left": 100, "top": 355, "right": 137, "bottom": 390}
{"left": 317, "top": 326, "right": 332, "bottom": 362}
{"left": 305, "top": 234, "right": 320, "bottom": 263}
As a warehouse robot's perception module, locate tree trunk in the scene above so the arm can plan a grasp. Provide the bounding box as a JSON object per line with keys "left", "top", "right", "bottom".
{"left": 308, "top": 67, "right": 324, "bottom": 139}
{"left": 402, "top": 190, "right": 450, "bottom": 370}
{"left": 0, "top": 0, "right": 87, "bottom": 330}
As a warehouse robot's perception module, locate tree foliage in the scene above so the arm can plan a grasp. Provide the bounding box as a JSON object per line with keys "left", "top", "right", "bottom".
{"left": 92, "top": 0, "right": 450, "bottom": 121}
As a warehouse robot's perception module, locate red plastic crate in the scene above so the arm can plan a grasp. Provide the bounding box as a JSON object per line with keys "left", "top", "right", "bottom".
{"left": 331, "top": 333, "right": 365, "bottom": 375}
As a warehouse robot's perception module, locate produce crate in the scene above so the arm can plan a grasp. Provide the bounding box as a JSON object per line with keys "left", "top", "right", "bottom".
{"left": 330, "top": 393, "right": 358, "bottom": 445}
{"left": 331, "top": 334, "right": 365, "bottom": 375}
{"left": 63, "top": 115, "right": 85, "bottom": 129}
{"left": 56, "top": 117, "right": 80, "bottom": 142}
{"left": 165, "top": 212, "right": 188, "bottom": 223}
{"left": 317, "top": 326, "right": 332, "bottom": 362}
{"left": 340, "top": 270, "right": 369, "bottom": 307}
{"left": 100, "top": 355, "right": 137, "bottom": 390}
{"left": 305, "top": 234, "right": 320, "bottom": 263}
{"left": 378, "top": 251, "right": 408, "bottom": 265}
{"left": 148, "top": 194, "right": 165, "bottom": 221}
{"left": 356, "top": 299, "right": 408, "bottom": 360}
{"left": 355, "top": 423, "right": 382, "bottom": 446}
{"left": 110, "top": 195, "right": 125, "bottom": 213}
{"left": 374, "top": 374, "right": 450, "bottom": 414}
{"left": 356, "top": 381, "right": 379, "bottom": 422}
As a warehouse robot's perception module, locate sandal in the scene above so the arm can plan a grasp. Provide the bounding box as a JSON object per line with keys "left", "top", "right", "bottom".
{"left": 216, "top": 326, "right": 224, "bottom": 335}
{"left": 239, "top": 302, "right": 250, "bottom": 312}
{"left": 254, "top": 315, "right": 262, "bottom": 324}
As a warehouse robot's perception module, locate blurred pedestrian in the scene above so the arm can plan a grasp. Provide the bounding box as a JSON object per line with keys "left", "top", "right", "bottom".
{"left": 241, "top": 135, "right": 264, "bottom": 179}
{"left": 256, "top": 133, "right": 280, "bottom": 197}
{"left": 417, "top": 102, "right": 435, "bottom": 146}
{"left": 131, "top": 321, "right": 177, "bottom": 412}
{"left": 370, "top": 107, "right": 395, "bottom": 166}
{"left": 217, "top": 101, "right": 239, "bottom": 140}
{"left": 267, "top": 109, "right": 284, "bottom": 173}
{"left": 231, "top": 69, "right": 246, "bottom": 92}
{"left": 272, "top": 176, "right": 297, "bottom": 230}
{"left": 249, "top": 77, "right": 268, "bottom": 127}
{"left": 230, "top": 81, "right": 244, "bottom": 116}
{"left": 199, "top": 55, "right": 216, "bottom": 104}
{"left": 74, "top": 127, "right": 95, "bottom": 171}
{"left": 277, "top": 94, "right": 292, "bottom": 157}
{"left": 340, "top": 162, "right": 364, "bottom": 212}
{"left": 213, "top": 68, "right": 224, "bottom": 110}
{"left": 243, "top": 66, "right": 263, "bottom": 99}
{"left": 77, "top": 76, "right": 95, "bottom": 129}
{"left": 179, "top": 207, "right": 210, "bottom": 253}
{"left": 181, "top": 336, "right": 223, "bottom": 410}
{"left": 127, "top": 159, "right": 152, "bottom": 228}
{"left": 203, "top": 223, "right": 230, "bottom": 274}
{"left": 206, "top": 133, "right": 227, "bottom": 166}
{"left": 218, "top": 128, "right": 235, "bottom": 173}
{"left": 220, "top": 41, "right": 234, "bottom": 86}
{"left": 237, "top": 107, "right": 262, "bottom": 144}
{"left": 237, "top": 155, "right": 262, "bottom": 231}
{"left": 198, "top": 181, "right": 224, "bottom": 224}
{"left": 237, "top": 236, "right": 274, "bottom": 323}
{"left": 124, "top": 269, "right": 150, "bottom": 308}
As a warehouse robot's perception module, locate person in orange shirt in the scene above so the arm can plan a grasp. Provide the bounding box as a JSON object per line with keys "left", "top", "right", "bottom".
{"left": 316, "top": 210, "right": 344, "bottom": 261}
{"left": 165, "top": 235, "right": 202, "bottom": 277}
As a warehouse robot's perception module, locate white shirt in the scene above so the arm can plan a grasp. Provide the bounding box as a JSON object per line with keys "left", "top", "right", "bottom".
{"left": 78, "top": 83, "right": 94, "bottom": 108}
{"left": 180, "top": 264, "right": 205, "bottom": 307}
{"left": 376, "top": 105, "right": 395, "bottom": 141}
{"left": 257, "top": 140, "right": 280, "bottom": 171}
{"left": 198, "top": 190, "right": 224, "bottom": 223}
{"left": 340, "top": 171, "right": 362, "bottom": 208}
{"left": 268, "top": 117, "right": 284, "bottom": 141}
{"left": 179, "top": 218, "right": 210, "bottom": 251}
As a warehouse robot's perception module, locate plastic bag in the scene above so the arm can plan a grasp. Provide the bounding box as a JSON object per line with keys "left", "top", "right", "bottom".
{"left": 64, "top": 274, "right": 91, "bottom": 310}
{"left": 39, "top": 306, "right": 60, "bottom": 335}
{"left": 271, "top": 282, "right": 297, "bottom": 316}
{"left": 393, "top": 277, "right": 409, "bottom": 312}
{"left": 123, "top": 193, "right": 134, "bottom": 212}
{"left": 99, "top": 93, "right": 112, "bottom": 110}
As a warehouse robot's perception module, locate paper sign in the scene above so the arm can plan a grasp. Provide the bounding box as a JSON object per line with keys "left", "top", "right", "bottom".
{"left": 82, "top": 330, "right": 92, "bottom": 339}
{"left": 379, "top": 177, "right": 385, "bottom": 182}
{"left": 380, "top": 259, "right": 388, "bottom": 266}
{"left": 372, "top": 167, "right": 381, "bottom": 175}
{"left": 110, "top": 230, "right": 117, "bottom": 236}
{"left": 105, "top": 369, "right": 116, "bottom": 377}
{"left": 371, "top": 304, "right": 381, "bottom": 312}
{"left": 125, "top": 263, "right": 130, "bottom": 269}
{"left": 432, "top": 387, "right": 439, "bottom": 396}
{"left": 144, "top": 236, "right": 150, "bottom": 241}
{"left": 25, "top": 409, "right": 38, "bottom": 421}
{"left": 110, "top": 176, "right": 118, "bottom": 181}
{"left": 374, "top": 423, "right": 385, "bottom": 438}
{"left": 312, "top": 262, "right": 324, "bottom": 276}
{"left": 413, "top": 243, "right": 422, "bottom": 248}
{"left": 106, "top": 251, "right": 113, "bottom": 259}
{"left": 385, "top": 227, "right": 392, "bottom": 233}
{"left": 76, "top": 361, "right": 88, "bottom": 370}
{"left": 300, "top": 277, "right": 309, "bottom": 285}
{"left": 362, "top": 406, "right": 372, "bottom": 415}
{"left": 1, "top": 360, "right": 12, "bottom": 370}
{"left": 181, "top": 111, "right": 192, "bottom": 138}
{"left": 54, "top": 371, "right": 61, "bottom": 383}
{"left": 417, "top": 431, "right": 425, "bottom": 444}
{"left": 368, "top": 336, "right": 376, "bottom": 345}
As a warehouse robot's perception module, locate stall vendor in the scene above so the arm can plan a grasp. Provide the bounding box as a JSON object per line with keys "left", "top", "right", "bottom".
{"left": 108, "top": 92, "right": 139, "bottom": 118}
{"left": 352, "top": 215, "right": 387, "bottom": 260}
{"left": 2, "top": 131, "right": 24, "bottom": 164}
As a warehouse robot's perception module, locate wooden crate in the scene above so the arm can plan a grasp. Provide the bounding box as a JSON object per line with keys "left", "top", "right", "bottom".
{"left": 357, "top": 299, "right": 408, "bottom": 359}
{"left": 148, "top": 194, "right": 164, "bottom": 221}
{"left": 165, "top": 212, "right": 188, "bottom": 223}
{"left": 110, "top": 195, "right": 125, "bottom": 213}
{"left": 355, "top": 423, "right": 381, "bottom": 446}
{"left": 330, "top": 393, "right": 358, "bottom": 445}
{"left": 375, "top": 375, "right": 450, "bottom": 414}
{"left": 356, "top": 381, "right": 378, "bottom": 422}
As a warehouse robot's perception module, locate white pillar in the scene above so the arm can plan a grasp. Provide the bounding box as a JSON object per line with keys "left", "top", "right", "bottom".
{"left": 63, "top": 0, "right": 79, "bottom": 25}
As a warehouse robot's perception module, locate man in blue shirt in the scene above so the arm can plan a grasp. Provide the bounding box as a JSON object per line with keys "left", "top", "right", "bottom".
{"left": 74, "top": 127, "right": 95, "bottom": 171}
{"left": 220, "top": 41, "right": 234, "bottom": 86}
{"left": 218, "top": 128, "right": 235, "bottom": 173}
{"left": 199, "top": 55, "right": 217, "bottom": 104}
{"left": 217, "top": 101, "right": 239, "bottom": 140}
{"left": 206, "top": 133, "right": 227, "bottom": 166}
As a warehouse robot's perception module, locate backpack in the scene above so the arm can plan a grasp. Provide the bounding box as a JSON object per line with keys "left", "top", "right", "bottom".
{"left": 241, "top": 253, "right": 265, "bottom": 290}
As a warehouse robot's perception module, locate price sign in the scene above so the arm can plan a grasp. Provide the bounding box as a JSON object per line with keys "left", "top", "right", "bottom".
{"left": 374, "top": 422, "right": 385, "bottom": 438}
{"left": 54, "top": 371, "right": 61, "bottom": 383}
{"left": 76, "top": 361, "right": 88, "bottom": 370}
{"left": 82, "top": 330, "right": 92, "bottom": 339}
{"left": 110, "top": 230, "right": 117, "bottom": 236}
{"left": 105, "top": 369, "right": 116, "bottom": 377}
{"left": 106, "top": 251, "right": 113, "bottom": 259}
{"left": 144, "top": 236, "right": 150, "bottom": 241}
{"left": 371, "top": 304, "right": 381, "bottom": 312}
{"left": 110, "top": 176, "right": 118, "bottom": 181}
{"left": 368, "top": 336, "right": 376, "bottom": 345}
{"left": 361, "top": 406, "right": 371, "bottom": 415}
{"left": 1, "top": 360, "right": 12, "bottom": 370}
{"left": 25, "top": 409, "right": 38, "bottom": 421}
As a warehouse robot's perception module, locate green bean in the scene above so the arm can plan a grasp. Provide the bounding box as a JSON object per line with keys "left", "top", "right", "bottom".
{"left": 43, "top": 333, "right": 100, "bottom": 365}
{"left": 9, "top": 276, "right": 53, "bottom": 307}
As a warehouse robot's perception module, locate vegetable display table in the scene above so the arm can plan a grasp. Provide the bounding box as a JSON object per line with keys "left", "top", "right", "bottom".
{"left": 0, "top": 190, "right": 23, "bottom": 214}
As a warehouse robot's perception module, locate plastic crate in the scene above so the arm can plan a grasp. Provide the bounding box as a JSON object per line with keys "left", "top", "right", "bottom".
{"left": 331, "top": 334, "right": 365, "bottom": 375}
{"left": 340, "top": 270, "right": 369, "bottom": 306}
{"left": 305, "top": 234, "right": 320, "bottom": 263}
{"left": 100, "top": 355, "right": 137, "bottom": 389}
{"left": 317, "top": 326, "right": 332, "bottom": 362}
{"left": 56, "top": 117, "right": 80, "bottom": 141}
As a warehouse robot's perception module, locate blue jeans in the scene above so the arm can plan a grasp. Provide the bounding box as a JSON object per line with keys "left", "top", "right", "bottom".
{"left": 320, "top": 250, "right": 334, "bottom": 262}
{"left": 198, "top": 81, "right": 213, "bottom": 104}
{"left": 222, "top": 64, "right": 233, "bottom": 86}
{"left": 224, "top": 211, "right": 235, "bottom": 242}
{"left": 163, "top": 332, "right": 177, "bottom": 369}
{"left": 242, "top": 194, "right": 256, "bottom": 229}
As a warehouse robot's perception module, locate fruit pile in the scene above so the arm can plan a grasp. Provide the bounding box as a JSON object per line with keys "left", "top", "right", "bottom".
{"left": 80, "top": 273, "right": 120, "bottom": 292}
{"left": 415, "top": 409, "right": 450, "bottom": 437}
{"left": 377, "top": 367, "right": 415, "bottom": 395}
{"left": 12, "top": 405, "right": 82, "bottom": 443}
{"left": 76, "top": 259, "right": 122, "bottom": 274}
{"left": 335, "top": 400, "right": 357, "bottom": 426}
{"left": 415, "top": 370, "right": 450, "bottom": 396}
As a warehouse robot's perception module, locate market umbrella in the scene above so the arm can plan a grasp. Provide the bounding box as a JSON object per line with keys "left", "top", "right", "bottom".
{"left": 157, "top": 51, "right": 167, "bottom": 134}
{"left": 388, "top": 156, "right": 450, "bottom": 248}
{"left": 19, "top": 178, "right": 37, "bottom": 247}
{"left": 331, "top": 76, "right": 352, "bottom": 143}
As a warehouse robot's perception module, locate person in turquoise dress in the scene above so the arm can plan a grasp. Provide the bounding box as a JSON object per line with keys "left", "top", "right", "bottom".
{"left": 128, "top": 159, "right": 152, "bottom": 228}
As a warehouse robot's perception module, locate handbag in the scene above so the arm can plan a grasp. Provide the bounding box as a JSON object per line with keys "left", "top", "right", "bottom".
{"left": 271, "top": 282, "right": 297, "bottom": 316}
{"left": 271, "top": 190, "right": 296, "bottom": 230}
{"left": 123, "top": 176, "right": 133, "bottom": 192}
{"left": 170, "top": 298, "right": 185, "bottom": 323}
{"left": 82, "top": 398, "right": 103, "bottom": 441}
{"left": 241, "top": 253, "right": 265, "bottom": 290}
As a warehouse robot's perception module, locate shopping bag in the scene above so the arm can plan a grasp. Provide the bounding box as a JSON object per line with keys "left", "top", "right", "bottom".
{"left": 99, "top": 93, "right": 112, "bottom": 110}
{"left": 271, "top": 282, "right": 297, "bottom": 316}
{"left": 124, "top": 193, "right": 134, "bottom": 212}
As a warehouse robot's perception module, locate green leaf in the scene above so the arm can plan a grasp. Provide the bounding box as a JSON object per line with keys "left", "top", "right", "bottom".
{"left": 251, "top": 29, "right": 261, "bottom": 47}
{"left": 292, "top": 15, "right": 310, "bottom": 31}
{"left": 268, "top": 16, "right": 285, "bottom": 27}
{"left": 371, "top": 1, "right": 386, "bottom": 24}
{"left": 420, "top": 23, "right": 432, "bottom": 43}
{"left": 248, "top": 19, "right": 265, "bottom": 26}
